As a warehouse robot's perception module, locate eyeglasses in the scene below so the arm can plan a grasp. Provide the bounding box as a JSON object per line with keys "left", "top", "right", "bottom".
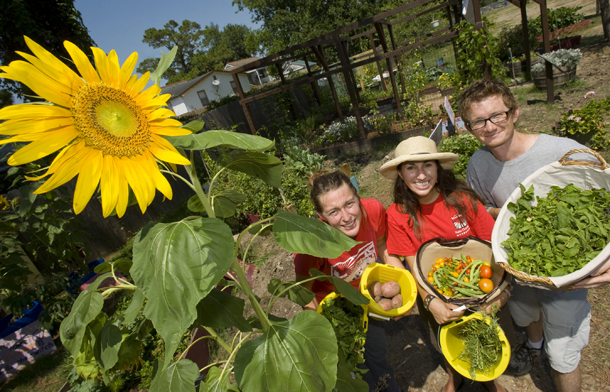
{"left": 467, "top": 111, "right": 511, "bottom": 131}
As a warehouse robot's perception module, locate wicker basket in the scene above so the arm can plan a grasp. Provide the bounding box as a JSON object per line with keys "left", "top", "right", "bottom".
{"left": 492, "top": 149, "right": 610, "bottom": 289}
{"left": 415, "top": 236, "right": 509, "bottom": 306}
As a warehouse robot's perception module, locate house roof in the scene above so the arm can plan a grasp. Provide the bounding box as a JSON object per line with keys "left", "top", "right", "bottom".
{"left": 161, "top": 70, "right": 246, "bottom": 99}
{"left": 224, "top": 57, "right": 261, "bottom": 70}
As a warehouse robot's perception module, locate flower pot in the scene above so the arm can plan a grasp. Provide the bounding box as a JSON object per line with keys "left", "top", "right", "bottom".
{"left": 505, "top": 60, "right": 528, "bottom": 75}
{"left": 532, "top": 65, "right": 576, "bottom": 89}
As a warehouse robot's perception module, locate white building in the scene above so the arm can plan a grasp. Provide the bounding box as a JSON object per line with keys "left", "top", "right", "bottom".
{"left": 161, "top": 70, "right": 252, "bottom": 116}
{"left": 224, "top": 57, "right": 274, "bottom": 86}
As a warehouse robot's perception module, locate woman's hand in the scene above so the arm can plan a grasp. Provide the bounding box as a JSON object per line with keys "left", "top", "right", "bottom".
{"left": 303, "top": 297, "right": 320, "bottom": 311}
{"left": 481, "top": 289, "right": 510, "bottom": 314}
{"left": 428, "top": 297, "right": 464, "bottom": 324}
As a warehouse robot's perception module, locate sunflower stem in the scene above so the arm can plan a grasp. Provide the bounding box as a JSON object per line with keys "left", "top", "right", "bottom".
{"left": 185, "top": 150, "right": 215, "bottom": 218}
{"left": 159, "top": 170, "right": 196, "bottom": 191}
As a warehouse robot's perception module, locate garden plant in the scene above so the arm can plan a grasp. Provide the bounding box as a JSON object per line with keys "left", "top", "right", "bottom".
{"left": 0, "top": 38, "right": 372, "bottom": 392}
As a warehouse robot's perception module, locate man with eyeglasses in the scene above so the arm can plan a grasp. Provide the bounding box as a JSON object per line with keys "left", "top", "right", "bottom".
{"left": 458, "top": 79, "right": 610, "bottom": 392}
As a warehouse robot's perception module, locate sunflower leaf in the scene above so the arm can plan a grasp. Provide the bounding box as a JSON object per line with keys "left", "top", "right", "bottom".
{"left": 335, "top": 362, "right": 369, "bottom": 392}
{"left": 150, "top": 359, "right": 199, "bottom": 392}
{"left": 187, "top": 194, "right": 205, "bottom": 212}
{"left": 194, "top": 289, "right": 252, "bottom": 332}
{"left": 182, "top": 120, "right": 205, "bottom": 133}
{"left": 151, "top": 46, "right": 178, "bottom": 86}
{"left": 166, "top": 130, "right": 274, "bottom": 152}
{"left": 212, "top": 190, "right": 247, "bottom": 218}
{"left": 273, "top": 210, "right": 358, "bottom": 259}
{"left": 131, "top": 218, "right": 234, "bottom": 370}
{"left": 60, "top": 290, "right": 104, "bottom": 358}
{"left": 224, "top": 152, "right": 283, "bottom": 188}
{"left": 234, "top": 311, "right": 338, "bottom": 392}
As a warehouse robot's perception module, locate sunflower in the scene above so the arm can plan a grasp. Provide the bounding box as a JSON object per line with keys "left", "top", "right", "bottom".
{"left": 0, "top": 37, "right": 191, "bottom": 218}
{"left": 0, "top": 195, "right": 9, "bottom": 210}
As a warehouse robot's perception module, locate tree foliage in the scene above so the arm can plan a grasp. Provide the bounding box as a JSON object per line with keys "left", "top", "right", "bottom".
{"left": 137, "top": 20, "right": 256, "bottom": 84}
{"left": 0, "top": 0, "right": 95, "bottom": 97}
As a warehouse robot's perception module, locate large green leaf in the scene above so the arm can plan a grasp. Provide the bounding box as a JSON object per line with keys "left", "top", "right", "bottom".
{"left": 182, "top": 120, "right": 205, "bottom": 133}
{"left": 85, "top": 272, "right": 112, "bottom": 292}
{"left": 273, "top": 210, "right": 359, "bottom": 259}
{"left": 115, "top": 334, "right": 143, "bottom": 370}
{"left": 131, "top": 218, "right": 234, "bottom": 369}
{"left": 200, "top": 366, "right": 231, "bottom": 392}
{"left": 335, "top": 363, "right": 368, "bottom": 392}
{"left": 167, "top": 130, "right": 274, "bottom": 151}
{"left": 224, "top": 151, "right": 283, "bottom": 188}
{"left": 234, "top": 311, "right": 338, "bottom": 392}
{"left": 94, "top": 258, "right": 132, "bottom": 275}
{"left": 151, "top": 46, "right": 178, "bottom": 86}
{"left": 60, "top": 291, "right": 104, "bottom": 358}
{"left": 149, "top": 359, "right": 199, "bottom": 392}
{"left": 212, "top": 190, "right": 247, "bottom": 218}
{"left": 195, "top": 289, "right": 252, "bottom": 332}
{"left": 267, "top": 278, "right": 315, "bottom": 307}
{"left": 187, "top": 194, "right": 205, "bottom": 212}
{"left": 123, "top": 289, "right": 145, "bottom": 325}
{"left": 308, "top": 269, "right": 369, "bottom": 306}
{"left": 96, "top": 323, "right": 122, "bottom": 370}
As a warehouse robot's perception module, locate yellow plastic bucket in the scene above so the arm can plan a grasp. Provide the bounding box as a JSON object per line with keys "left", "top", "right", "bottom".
{"left": 360, "top": 263, "right": 418, "bottom": 318}
{"left": 439, "top": 311, "right": 511, "bottom": 381}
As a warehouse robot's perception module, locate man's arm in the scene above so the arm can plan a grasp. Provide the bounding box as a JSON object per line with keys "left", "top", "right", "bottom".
{"left": 573, "top": 259, "right": 610, "bottom": 289}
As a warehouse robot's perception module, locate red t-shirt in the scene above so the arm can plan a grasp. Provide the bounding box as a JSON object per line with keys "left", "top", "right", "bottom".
{"left": 386, "top": 193, "right": 494, "bottom": 257}
{"left": 294, "top": 198, "right": 387, "bottom": 303}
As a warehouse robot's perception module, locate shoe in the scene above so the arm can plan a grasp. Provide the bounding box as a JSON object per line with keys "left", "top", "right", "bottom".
{"left": 506, "top": 341, "right": 544, "bottom": 376}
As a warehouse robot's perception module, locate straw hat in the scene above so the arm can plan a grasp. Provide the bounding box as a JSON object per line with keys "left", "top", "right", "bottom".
{"left": 379, "top": 136, "right": 458, "bottom": 180}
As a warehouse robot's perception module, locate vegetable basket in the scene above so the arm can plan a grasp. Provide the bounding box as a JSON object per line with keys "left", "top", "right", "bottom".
{"left": 360, "top": 263, "right": 417, "bottom": 318}
{"left": 317, "top": 292, "right": 369, "bottom": 334}
{"left": 414, "top": 237, "right": 508, "bottom": 305}
{"left": 439, "top": 311, "right": 511, "bottom": 381}
{"left": 492, "top": 149, "right": 610, "bottom": 289}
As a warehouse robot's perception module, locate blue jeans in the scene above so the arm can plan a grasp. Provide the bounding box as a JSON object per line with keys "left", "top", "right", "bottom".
{"left": 359, "top": 318, "right": 401, "bottom": 392}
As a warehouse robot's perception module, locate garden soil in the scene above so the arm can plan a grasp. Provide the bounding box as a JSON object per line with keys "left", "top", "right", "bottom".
{"left": 249, "top": 10, "right": 610, "bottom": 390}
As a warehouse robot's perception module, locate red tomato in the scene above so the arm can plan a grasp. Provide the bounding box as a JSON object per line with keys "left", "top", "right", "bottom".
{"left": 479, "top": 278, "right": 494, "bottom": 293}
{"left": 432, "top": 265, "right": 438, "bottom": 272}
{"left": 466, "top": 269, "right": 471, "bottom": 274}
{"left": 480, "top": 265, "right": 493, "bottom": 279}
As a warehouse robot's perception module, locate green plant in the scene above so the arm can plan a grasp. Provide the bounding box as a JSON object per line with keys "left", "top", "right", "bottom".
{"left": 454, "top": 19, "right": 505, "bottom": 86}
{"left": 531, "top": 49, "right": 582, "bottom": 72}
{"left": 551, "top": 92, "right": 610, "bottom": 150}
{"left": 438, "top": 133, "right": 483, "bottom": 180}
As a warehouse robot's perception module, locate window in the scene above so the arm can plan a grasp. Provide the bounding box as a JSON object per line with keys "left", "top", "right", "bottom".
{"left": 197, "top": 90, "right": 209, "bottom": 106}
{"left": 258, "top": 68, "right": 266, "bottom": 78}
{"left": 230, "top": 81, "right": 238, "bottom": 95}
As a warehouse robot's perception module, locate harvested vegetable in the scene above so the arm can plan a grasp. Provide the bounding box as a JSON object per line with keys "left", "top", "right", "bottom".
{"left": 458, "top": 308, "right": 502, "bottom": 379}
{"left": 502, "top": 184, "right": 610, "bottom": 277}
{"left": 381, "top": 281, "right": 401, "bottom": 298}
{"left": 427, "top": 254, "right": 493, "bottom": 297}
{"left": 367, "top": 280, "right": 403, "bottom": 309}
{"left": 320, "top": 296, "right": 366, "bottom": 373}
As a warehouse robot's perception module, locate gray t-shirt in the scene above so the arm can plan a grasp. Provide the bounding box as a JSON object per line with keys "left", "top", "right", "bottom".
{"left": 466, "top": 133, "right": 586, "bottom": 209}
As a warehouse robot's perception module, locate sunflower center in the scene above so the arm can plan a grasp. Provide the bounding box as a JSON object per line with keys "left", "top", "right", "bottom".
{"left": 72, "top": 84, "right": 150, "bottom": 157}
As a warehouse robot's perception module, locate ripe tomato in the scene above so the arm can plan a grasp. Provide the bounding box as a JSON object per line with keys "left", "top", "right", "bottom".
{"left": 466, "top": 268, "right": 471, "bottom": 274}
{"left": 435, "top": 258, "right": 444, "bottom": 264}
{"left": 463, "top": 277, "right": 470, "bottom": 283}
{"left": 432, "top": 265, "right": 438, "bottom": 272}
{"left": 480, "top": 265, "right": 493, "bottom": 279}
{"left": 479, "top": 278, "right": 494, "bottom": 293}
{"left": 427, "top": 276, "right": 435, "bottom": 283}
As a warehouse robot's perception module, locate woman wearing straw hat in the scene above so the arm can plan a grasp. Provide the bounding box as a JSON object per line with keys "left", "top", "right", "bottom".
{"left": 380, "top": 136, "right": 510, "bottom": 392}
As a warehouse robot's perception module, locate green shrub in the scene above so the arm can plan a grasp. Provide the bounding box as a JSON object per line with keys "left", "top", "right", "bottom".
{"left": 438, "top": 133, "right": 483, "bottom": 179}
{"left": 552, "top": 93, "right": 610, "bottom": 151}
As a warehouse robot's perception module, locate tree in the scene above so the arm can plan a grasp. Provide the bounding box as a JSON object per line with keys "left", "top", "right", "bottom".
{"left": 601, "top": 0, "right": 610, "bottom": 39}
{"left": 138, "top": 20, "right": 256, "bottom": 84}
{"left": 0, "top": 0, "right": 95, "bottom": 98}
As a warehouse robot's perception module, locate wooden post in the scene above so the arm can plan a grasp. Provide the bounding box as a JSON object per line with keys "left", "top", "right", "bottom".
{"left": 448, "top": 5, "right": 461, "bottom": 74}
{"left": 343, "top": 40, "right": 362, "bottom": 104}
{"left": 472, "top": 0, "right": 482, "bottom": 23}
{"left": 369, "top": 33, "right": 387, "bottom": 91}
{"left": 313, "top": 45, "right": 344, "bottom": 120}
{"left": 304, "top": 56, "right": 321, "bottom": 105}
{"left": 387, "top": 24, "right": 407, "bottom": 95}
{"left": 520, "top": 0, "right": 532, "bottom": 80}
{"left": 539, "top": 0, "right": 555, "bottom": 103}
{"left": 334, "top": 34, "right": 366, "bottom": 138}
{"left": 375, "top": 22, "right": 403, "bottom": 117}
{"left": 232, "top": 72, "right": 256, "bottom": 135}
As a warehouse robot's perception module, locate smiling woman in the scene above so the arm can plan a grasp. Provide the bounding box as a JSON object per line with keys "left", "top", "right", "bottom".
{"left": 0, "top": 37, "right": 191, "bottom": 217}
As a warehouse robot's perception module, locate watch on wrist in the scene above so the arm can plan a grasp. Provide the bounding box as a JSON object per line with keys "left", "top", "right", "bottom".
{"left": 423, "top": 294, "right": 436, "bottom": 311}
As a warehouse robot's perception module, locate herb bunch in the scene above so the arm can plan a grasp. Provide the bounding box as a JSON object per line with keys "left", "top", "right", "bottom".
{"left": 502, "top": 184, "right": 610, "bottom": 277}
{"left": 458, "top": 309, "right": 502, "bottom": 379}
{"left": 320, "top": 296, "right": 366, "bottom": 374}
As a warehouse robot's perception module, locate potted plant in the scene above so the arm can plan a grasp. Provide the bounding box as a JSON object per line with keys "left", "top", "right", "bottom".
{"left": 531, "top": 48, "right": 582, "bottom": 88}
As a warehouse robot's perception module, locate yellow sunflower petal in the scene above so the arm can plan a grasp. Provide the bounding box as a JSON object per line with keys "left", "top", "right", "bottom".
{"left": 73, "top": 149, "right": 103, "bottom": 214}
{"left": 127, "top": 72, "right": 150, "bottom": 96}
{"left": 8, "top": 127, "right": 78, "bottom": 165}
{"left": 120, "top": 157, "right": 149, "bottom": 213}
{"left": 119, "top": 52, "right": 138, "bottom": 89}
{"left": 64, "top": 41, "right": 100, "bottom": 84}
{"left": 149, "top": 118, "right": 182, "bottom": 127}
{"left": 91, "top": 47, "right": 112, "bottom": 86}
{"left": 0, "top": 103, "right": 71, "bottom": 120}
{"left": 150, "top": 126, "right": 192, "bottom": 137}
{"left": 107, "top": 50, "right": 120, "bottom": 88}
{"left": 149, "top": 134, "right": 190, "bottom": 165}
{"left": 144, "top": 151, "right": 172, "bottom": 200}
{"left": 16, "top": 51, "right": 84, "bottom": 93}
{"left": 135, "top": 85, "right": 163, "bottom": 108}
{"left": 24, "top": 143, "right": 81, "bottom": 181}
{"left": 148, "top": 108, "right": 177, "bottom": 122}
{"left": 123, "top": 74, "right": 138, "bottom": 92}
{"left": 1, "top": 61, "right": 72, "bottom": 106}
{"left": 34, "top": 145, "right": 91, "bottom": 194}
{"left": 100, "top": 155, "right": 120, "bottom": 217}
{"left": 114, "top": 157, "right": 129, "bottom": 218}
{"left": 0, "top": 118, "right": 74, "bottom": 136}
{"left": 23, "top": 37, "right": 84, "bottom": 85}
{"left": 0, "top": 124, "right": 71, "bottom": 144}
